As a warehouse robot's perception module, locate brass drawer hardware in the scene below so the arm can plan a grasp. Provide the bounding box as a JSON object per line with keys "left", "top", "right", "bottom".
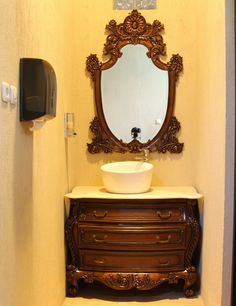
{"left": 93, "top": 210, "right": 108, "bottom": 218}
{"left": 156, "top": 234, "right": 172, "bottom": 244}
{"left": 156, "top": 211, "right": 172, "bottom": 219}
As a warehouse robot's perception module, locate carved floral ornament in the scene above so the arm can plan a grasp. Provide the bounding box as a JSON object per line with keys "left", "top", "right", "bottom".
{"left": 66, "top": 268, "right": 197, "bottom": 297}
{"left": 86, "top": 10, "right": 183, "bottom": 154}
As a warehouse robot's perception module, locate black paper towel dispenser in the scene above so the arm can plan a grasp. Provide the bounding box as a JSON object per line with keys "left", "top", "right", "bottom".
{"left": 20, "top": 58, "right": 57, "bottom": 121}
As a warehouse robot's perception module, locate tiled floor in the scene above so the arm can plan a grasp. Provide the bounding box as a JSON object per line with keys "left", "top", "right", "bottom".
{"left": 62, "top": 283, "right": 205, "bottom": 306}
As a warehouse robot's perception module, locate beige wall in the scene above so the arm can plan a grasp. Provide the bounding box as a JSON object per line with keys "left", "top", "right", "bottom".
{"left": 0, "top": 1, "right": 75, "bottom": 306}
{"left": 195, "top": 0, "right": 225, "bottom": 304}
{"left": 195, "top": 0, "right": 234, "bottom": 306}
{"left": 0, "top": 1, "right": 233, "bottom": 306}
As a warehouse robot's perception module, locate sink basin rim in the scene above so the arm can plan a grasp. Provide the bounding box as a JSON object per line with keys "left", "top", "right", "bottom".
{"left": 101, "top": 161, "right": 153, "bottom": 174}
{"left": 100, "top": 161, "right": 153, "bottom": 194}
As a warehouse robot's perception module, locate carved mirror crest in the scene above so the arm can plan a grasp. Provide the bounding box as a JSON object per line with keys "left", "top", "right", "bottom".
{"left": 86, "top": 10, "right": 183, "bottom": 154}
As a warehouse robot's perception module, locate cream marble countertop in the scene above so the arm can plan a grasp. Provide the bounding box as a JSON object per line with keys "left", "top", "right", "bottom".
{"left": 65, "top": 186, "right": 202, "bottom": 200}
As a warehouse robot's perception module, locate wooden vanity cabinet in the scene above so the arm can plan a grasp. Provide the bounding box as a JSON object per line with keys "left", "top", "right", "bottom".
{"left": 66, "top": 196, "right": 200, "bottom": 297}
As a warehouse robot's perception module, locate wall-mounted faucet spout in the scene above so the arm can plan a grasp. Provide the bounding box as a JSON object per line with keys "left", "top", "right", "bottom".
{"left": 135, "top": 148, "right": 149, "bottom": 162}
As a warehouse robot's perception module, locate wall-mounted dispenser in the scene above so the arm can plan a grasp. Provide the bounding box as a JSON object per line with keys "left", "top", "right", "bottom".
{"left": 20, "top": 58, "right": 57, "bottom": 130}
{"left": 64, "top": 113, "right": 77, "bottom": 138}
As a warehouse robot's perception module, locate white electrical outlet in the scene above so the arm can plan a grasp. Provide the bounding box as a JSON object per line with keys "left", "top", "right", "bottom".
{"left": 1, "top": 81, "right": 10, "bottom": 103}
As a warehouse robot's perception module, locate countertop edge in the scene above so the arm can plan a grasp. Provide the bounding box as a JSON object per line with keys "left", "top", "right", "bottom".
{"left": 65, "top": 186, "right": 203, "bottom": 200}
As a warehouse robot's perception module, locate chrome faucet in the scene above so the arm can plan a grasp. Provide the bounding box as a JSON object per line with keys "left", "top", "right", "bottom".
{"left": 135, "top": 148, "right": 149, "bottom": 162}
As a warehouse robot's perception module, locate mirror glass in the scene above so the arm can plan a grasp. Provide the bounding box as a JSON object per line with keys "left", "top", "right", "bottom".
{"left": 101, "top": 45, "right": 169, "bottom": 143}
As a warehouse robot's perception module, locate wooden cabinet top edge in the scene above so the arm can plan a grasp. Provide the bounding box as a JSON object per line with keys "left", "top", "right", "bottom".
{"left": 65, "top": 186, "right": 202, "bottom": 201}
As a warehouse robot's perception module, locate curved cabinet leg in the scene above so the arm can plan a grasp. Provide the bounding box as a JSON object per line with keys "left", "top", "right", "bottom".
{"left": 66, "top": 265, "right": 80, "bottom": 297}
{"left": 183, "top": 267, "right": 197, "bottom": 298}
{"left": 184, "top": 288, "right": 195, "bottom": 297}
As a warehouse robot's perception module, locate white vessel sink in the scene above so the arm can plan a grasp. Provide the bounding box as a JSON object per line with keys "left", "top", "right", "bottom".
{"left": 100, "top": 161, "right": 153, "bottom": 194}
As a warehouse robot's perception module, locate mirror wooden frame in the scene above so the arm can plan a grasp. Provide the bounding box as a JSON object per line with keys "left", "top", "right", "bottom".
{"left": 86, "top": 10, "right": 183, "bottom": 154}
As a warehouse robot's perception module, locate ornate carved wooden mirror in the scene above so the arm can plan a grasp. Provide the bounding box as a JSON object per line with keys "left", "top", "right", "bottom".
{"left": 86, "top": 10, "right": 183, "bottom": 154}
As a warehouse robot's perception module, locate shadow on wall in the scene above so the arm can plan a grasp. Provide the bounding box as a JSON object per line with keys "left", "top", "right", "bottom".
{"left": 13, "top": 118, "right": 34, "bottom": 303}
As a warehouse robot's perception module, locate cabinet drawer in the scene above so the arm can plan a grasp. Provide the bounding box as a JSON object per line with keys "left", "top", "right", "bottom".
{"left": 78, "top": 200, "right": 186, "bottom": 223}
{"left": 79, "top": 225, "right": 185, "bottom": 250}
{"left": 79, "top": 250, "right": 184, "bottom": 272}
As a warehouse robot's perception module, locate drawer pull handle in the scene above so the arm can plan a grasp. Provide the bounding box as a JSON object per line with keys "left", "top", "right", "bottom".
{"left": 93, "top": 234, "right": 108, "bottom": 243}
{"left": 93, "top": 210, "right": 108, "bottom": 218}
{"left": 156, "top": 234, "right": 171, "bottom": 244}
{"left": 158, "top": 259, "right": 169, "bottom": 266}
{"left": 94, "top": 258, "right": 105, "bottom": 264}
{"left": 157, "top": 211, "right": 172, "bottom": 219}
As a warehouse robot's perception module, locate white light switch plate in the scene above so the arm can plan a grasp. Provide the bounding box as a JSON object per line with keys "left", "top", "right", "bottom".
{"left": 1, "top": 81, "right": 10, "bottom": 103}
{"left": 10, "top": 85, "right": 17, "bottom": 104}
